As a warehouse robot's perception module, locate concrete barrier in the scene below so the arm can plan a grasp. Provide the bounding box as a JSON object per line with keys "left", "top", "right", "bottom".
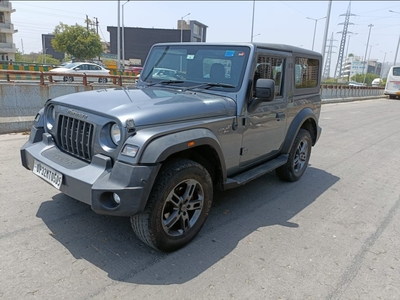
{"left": 0, "top": 83, "right": 131, "bottom": 134}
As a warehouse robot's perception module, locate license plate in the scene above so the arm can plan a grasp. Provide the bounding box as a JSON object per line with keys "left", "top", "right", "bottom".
{"left": 33, "top": 160, "right": 63, "bottom": 190}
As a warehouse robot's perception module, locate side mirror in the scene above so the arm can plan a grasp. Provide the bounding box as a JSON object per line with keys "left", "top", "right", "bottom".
{"left": 248, "top": 78, "right": 275, "bottom": 113}
{"left": 73, "top": 67, "right": 80, "bottom": 71}
{"left": 255, "top": 78, "right": 275, "bottom": 100}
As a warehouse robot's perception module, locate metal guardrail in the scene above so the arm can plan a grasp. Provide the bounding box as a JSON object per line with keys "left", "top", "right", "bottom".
{"left": 0, "top": 69, "right": 139, "bottom": 86}
{"left": 0, "top": 69, "right": 386, "bottom": 98}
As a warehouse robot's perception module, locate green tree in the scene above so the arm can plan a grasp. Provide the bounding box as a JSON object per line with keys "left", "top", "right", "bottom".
{"left": 51, "top": 22, "right": 103, "bottom": 61}
{"left": 15, "top": 49, "right": 23, "bottom": 62}
{"left": 37, "top": 54, "right": 60, "bottom": 65}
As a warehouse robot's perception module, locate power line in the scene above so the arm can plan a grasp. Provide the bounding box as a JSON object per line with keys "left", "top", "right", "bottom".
{"left": 14, "top": 2, "right": 92, "bottom": 18}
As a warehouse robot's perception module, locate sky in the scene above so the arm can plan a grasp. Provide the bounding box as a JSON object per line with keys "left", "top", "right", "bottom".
{"left": 9, "top": 0, "right": 400, "bottom": 75}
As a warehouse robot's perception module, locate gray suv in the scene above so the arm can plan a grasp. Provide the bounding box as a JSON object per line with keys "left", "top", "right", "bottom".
{"left": 21, "top": 43, "right": 322, "bottom": 252}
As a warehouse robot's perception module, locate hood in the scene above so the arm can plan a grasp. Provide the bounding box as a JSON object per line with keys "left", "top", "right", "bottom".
{"left": 50, "top": 87, "right": 237, "bottom": 127}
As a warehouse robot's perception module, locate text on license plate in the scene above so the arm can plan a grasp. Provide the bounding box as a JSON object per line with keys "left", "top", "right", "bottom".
{"left": 33, "top": 160, "right": 63, "bottom": 190}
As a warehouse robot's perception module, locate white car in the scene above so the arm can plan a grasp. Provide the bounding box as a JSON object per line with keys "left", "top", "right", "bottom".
{"left": 348, "top": 81, "right": 366, "bottom": 87}
{"left": 49, "top": 62, "right": 110, "bottom": 83}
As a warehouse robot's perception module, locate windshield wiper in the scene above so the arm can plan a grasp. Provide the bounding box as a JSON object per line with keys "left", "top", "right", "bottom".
{"left": 183, "top": 82, "right": 235, "bottom": 91}
{"left": 146, "top": 80, "right": 184, "bottom": 87}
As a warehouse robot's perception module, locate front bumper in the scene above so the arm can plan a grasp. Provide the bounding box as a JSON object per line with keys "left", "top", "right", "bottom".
{"left": 20, "top": 131, "right": 160, "bottom": 216}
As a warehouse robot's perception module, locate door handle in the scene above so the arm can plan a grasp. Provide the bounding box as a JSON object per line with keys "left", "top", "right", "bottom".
{"left": 276, "top": 112, "right": 286, "bottom": 120}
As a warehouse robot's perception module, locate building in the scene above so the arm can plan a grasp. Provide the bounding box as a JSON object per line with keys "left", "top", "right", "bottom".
{"left": 42, "top": 34, "right": 65, "bottom": 61}
{"left": 107, "top": 20, "right": 208, "bottom": 67}
{"left": 341, "top": 55, "right": 381, "bottom": 80}
{"left": 341, "top": 56, "right": 365, "bottom": 80}
{"left": 0, "top": 0, "right": 17, "bottom": 61}
{"left": 177, "top": 20, "right": 207, "bottom": 42}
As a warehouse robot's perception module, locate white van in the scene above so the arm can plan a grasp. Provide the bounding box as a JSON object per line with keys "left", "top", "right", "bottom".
{"left": 384, "top": 66, "right": 400, "bottom": 99}
{"left": 371, "top": 78, "right": 382, "bottom": 87}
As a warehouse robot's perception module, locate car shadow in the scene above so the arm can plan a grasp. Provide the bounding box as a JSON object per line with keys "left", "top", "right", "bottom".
{"left": 36, "top": 166, "right": 339, "bottom": 284}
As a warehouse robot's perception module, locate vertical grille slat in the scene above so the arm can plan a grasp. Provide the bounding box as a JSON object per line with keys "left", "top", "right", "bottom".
{"left": 60, "top": 116, "right": 67, "bottom": 149}
{"left": 57, "top": 115, "right": 94, "bottom": 162}
{"left": 70, "top": 118, "right": 77, "bottom": 155}
{"left": 85, "top": 123, "right": 93, "bottom": 160}
{"left": 76, "top": 119, "right": 82, "bottom": 157}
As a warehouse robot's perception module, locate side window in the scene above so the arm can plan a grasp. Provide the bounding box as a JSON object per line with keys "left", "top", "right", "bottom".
{"left": 0, "top": 33, "right": 6, "bottom": 43}
{"left": 393, "top": 67, "right": 400, "bottom": 76}
{"left": 295, "top": 57, "right": 319, "bottom": 88}
{"left": 254, "top": 55, "right": 284, "bottom": 96}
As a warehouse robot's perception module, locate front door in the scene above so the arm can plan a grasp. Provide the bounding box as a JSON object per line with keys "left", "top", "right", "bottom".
{"left": 239, "top": 51, "right": 290, "bottom": 166}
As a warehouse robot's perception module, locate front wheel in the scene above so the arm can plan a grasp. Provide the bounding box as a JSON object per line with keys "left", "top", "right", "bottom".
{"left": 98, "top": 78, "right": 107, "bottom": 84}
{"left": 131, "top": 159, "right": 213, "bottom": 252}
{"left": 276, "top": 129, "right": 312, "bottom": 182}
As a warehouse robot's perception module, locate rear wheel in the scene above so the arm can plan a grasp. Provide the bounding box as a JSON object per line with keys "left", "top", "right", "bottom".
{"left": 63, "top": 76, "right": 73, "bottom": 82}
{"left": 131, "top": 159, "right": 213, "bottom": 252}
{"left": 276, "top": 129, "right": 312, "bottom": 182}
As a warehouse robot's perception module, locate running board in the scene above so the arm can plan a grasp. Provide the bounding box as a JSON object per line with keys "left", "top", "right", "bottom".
{"left": 223, "top": 154, "right": 288, "bottom": 190}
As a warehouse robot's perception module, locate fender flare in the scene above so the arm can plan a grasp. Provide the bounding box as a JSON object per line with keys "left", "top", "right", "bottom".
{"left": 281, "top": 108, "right": 318, "bottom": 153}
{"left": 139, "top": 128, "right": 227, "bottom": 178}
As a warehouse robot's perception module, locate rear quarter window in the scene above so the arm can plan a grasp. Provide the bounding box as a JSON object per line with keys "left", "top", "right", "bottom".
{"left": 295, "top": 57, "right": 319, "bottom": 88}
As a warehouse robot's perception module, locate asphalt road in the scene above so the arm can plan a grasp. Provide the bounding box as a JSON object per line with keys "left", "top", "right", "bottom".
{"left": 1, "top": 98, "right": 400, "bottom": 300}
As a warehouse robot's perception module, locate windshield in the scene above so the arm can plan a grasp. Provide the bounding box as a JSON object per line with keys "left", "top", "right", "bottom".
{"left": 140, "top": 44, "right": 251, "bottom": 92}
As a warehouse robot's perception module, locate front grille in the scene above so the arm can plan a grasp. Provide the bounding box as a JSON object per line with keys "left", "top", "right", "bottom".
{"left": 57, "top": 115, "right": 94, "bottom": 161}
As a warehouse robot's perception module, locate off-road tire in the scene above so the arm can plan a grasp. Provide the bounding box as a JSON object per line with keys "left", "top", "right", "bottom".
{"left": 131, "top": 159, "right": 213, "bottom": 252}
{"left": 276, "top": 129, "right": 312, "bottom": 182}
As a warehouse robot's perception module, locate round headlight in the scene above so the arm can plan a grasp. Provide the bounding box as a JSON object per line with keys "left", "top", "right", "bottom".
{"left": 46, "top": 105, "right": 56, "bottom": 130}
{"left": 110, "top": 123, "right": 121, "bottom": 145}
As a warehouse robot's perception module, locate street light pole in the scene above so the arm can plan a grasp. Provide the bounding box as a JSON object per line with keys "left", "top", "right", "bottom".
{"left": 180, "top": 13, "right": 190, "bottom": 42}
{"left": 362, "top": 24, "right": 373, "bottom": 84}
{"left": 389, "top": 10, "right": 400, "bottom": 66}
{"left": 122, "top": 0, "right": 130, "bottom": 71}
{"left": 321, "top": 0, "right": 332, "bottom": 65}
{"left": 367, "top": 43, "right": 378, "bottom": 75}
{"left": 345, "top": 32, "right": 357, "bottom": 59}
{"left": 251, "top": 0, "right": 256, "bottom": 42}
{"left": 380, "top": 50, "right": 391, "bottom": 79}
{"left": 306, "top": 16, "right": 326, "bottom": 51}
{"left": 394, "top": 35, "right": 400, "bottom": 66}
{"left": 117, "top": 0, "right": 121, "bottom": 70}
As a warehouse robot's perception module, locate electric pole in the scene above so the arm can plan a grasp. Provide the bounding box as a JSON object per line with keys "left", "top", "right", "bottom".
{"left": 334, "top": 2, "right": 355, "bottom": 79}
